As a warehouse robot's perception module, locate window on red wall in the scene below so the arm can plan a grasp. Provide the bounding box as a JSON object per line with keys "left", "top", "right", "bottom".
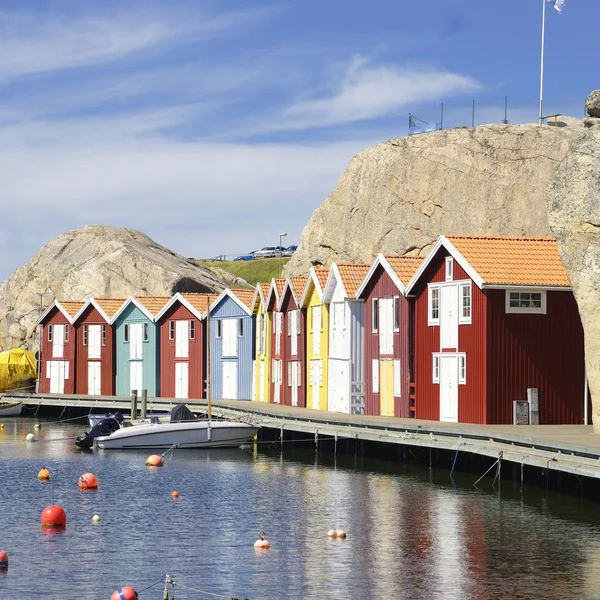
{"left": 48, "top": 324, "right": 53, "bottom": 342}
{"left": 190, "top": 320, "right": 195, "bottom": 340}
{"left": 83, "top": 325, "right": 88, "bottom": 346}
{"left": 372, "top": 298, "right": 378, "bottom": 332}
{"left": 102, "top": 325, "right": 106, "bottom": 346}
{"left": 64, "top": 324, "right": 69, "bottom": 342}
{"left": 393, "top": 296, "right": 400, "bottom": 331}
{"left": 169, "top": 321, "right": 175, "bottom": 340}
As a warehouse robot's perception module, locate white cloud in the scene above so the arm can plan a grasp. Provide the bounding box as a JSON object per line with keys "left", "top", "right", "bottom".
{"left": 280, "top": 56, "right": 481, "bottom": 130}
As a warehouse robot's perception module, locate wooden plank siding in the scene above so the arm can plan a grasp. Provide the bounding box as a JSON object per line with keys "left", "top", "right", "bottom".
{"left": 159, "top": 302, "right": 205, "bottom": 399}
{"left": 361, "top": 264, "right": 411, "bottom": 418}
{"left": 486, "top": 289, "right": 586, "bottom": 424}
{"left": 209, "top": 294, "right": 255, "bottom": 401}
{"left": 280, "top": 286, "right": 306, "bottom": 408}
{"left": 39, "top": 306, "right": 76, "bottom": 394}
{"left": 74, "top": 305, "right": 114, "bottom": 396}
{"left": 114, "top": 302, "right": 160, "bottom": 397}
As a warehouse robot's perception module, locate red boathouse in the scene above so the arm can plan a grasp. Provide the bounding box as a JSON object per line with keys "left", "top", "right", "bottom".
{"left": 73, "top": 298, "right": 125, "bottom": 396}
{"left": 38, "top": 300, "right": 84, "bottom": 394}
{"left": 267, "top": 278, "right": 286, "bottom": 404}
{"left": 405, "top": 235, "right": 588, "bottom": 424}
{"left": 280, "top": 276, "right": 307, "bottom": 407}
{"left": 356, "top": 254, "right": 423, "bottom": 418}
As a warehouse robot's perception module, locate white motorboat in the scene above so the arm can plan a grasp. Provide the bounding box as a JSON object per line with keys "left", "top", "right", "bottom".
{"left": 0, "top": 400, "right": 23, "bottom": 417}
{"left": 88, "top": 411, "right": 169, "bottom": 427}
{"left": 94, "top": 404, "right": 258, "bottom": 450}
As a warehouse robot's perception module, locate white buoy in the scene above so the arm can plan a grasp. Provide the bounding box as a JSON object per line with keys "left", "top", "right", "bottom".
{"left": 34, "top": 423, "right": 40, "bottom": 429}
{"left": 26, "top": 433, "right": 35, "bottom": 442}
{"left": 92, "top": 514, "right": 101, "bottom": 523}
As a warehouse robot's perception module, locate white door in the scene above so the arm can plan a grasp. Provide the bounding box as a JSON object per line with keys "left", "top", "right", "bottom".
{"left": 379, "top": 298, "right": 394, "bottom": 355}
{"left": 130, "top": 323, "right": 143, "bottom": 359}
{"left": 440, "top": 355, "right": 459, "bottom": 422}
{"left": 88, "top": 362, "right": 101, "bottom": 395}
{"left": 175, "top": 362, "right": 189, "bottom": 399}
{"left": 291, "top": 361, "right": 299, "bottom": 407}
{"left": 440, "top": 285, "right": 459, "bottom": 349}
{"left": 222, "top": 361, "right": 238, "bottom": 400}
{"left": 311, "top": 359, "right": 322, "bottom": 410}
{"left": 130, "top": 361, "right": 143, "bottom": 394}
{"left": 312, "top": 306, "right": 321, "bottom": 355}
{"left": 259, "top": 361, "right": 265, "bottom": 403}
{"left": 329, "top": 360, "right": 349, "bottom": 413}
{"left": 274, "top": 360, "right": 281, "bottom": 403}
{"left": 88, "top": 325, "right": 101, "bottom": 359}
{"left": 48, "top": 361, "right": 67, "bottom": 394}
{"left": 53, "top": 324, "right": 65, "bottom": 358}
{"left": 222, "top": 320, "right": 238, "bottom": 357}
{"left": 175, "top": 321, "right": 189, "bottom": 358}
{"left": 291, "top": 310, "right": 298, "bottom": 356}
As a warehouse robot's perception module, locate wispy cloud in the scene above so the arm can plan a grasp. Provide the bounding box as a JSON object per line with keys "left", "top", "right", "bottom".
{"left": 279, "top": 56, "right": 481, "bottom": 130}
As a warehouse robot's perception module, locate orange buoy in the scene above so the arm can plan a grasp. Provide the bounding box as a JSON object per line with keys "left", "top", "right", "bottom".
{"left": 171, "top": 491, "right": 179, "bottom": 498}
{"left": 110, "top": 586, "right": 138, "bottom": 600}
{"left": 336, "top": 529, "right": 347, "bottom": 539}
{"left": 327, "top": 529, "right": 337, "bottom": 537}
{"left": 41, "top": 505, "right": 67, "bottom": 528}
{"left": 145, "top": 455, "right": 164, "bottom": 467}
{"left": 254, "top": 532, "right": 270, "bottom": 549}
{"left": 37, "top": 468, "right": 50, "bottom": 481}
{"left": 78, "top": 472, "right": 98, "bottom": 489}
{"left": 0, "top": 551, "right": 8, "bottom": 569}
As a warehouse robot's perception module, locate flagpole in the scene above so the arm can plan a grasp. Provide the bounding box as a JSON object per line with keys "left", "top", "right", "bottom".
{"left": 539, "top": 0, "right": 547, "bottom": 126}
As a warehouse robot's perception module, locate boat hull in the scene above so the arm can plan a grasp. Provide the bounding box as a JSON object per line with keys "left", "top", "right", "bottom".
{"left": 0, "top": 401, "right": 23, "bottom": 417}
{"left": 95, "top": 421, "right": 259, "bottom": 450}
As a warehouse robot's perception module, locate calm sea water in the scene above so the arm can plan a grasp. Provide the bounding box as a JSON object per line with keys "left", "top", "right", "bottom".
{"left": 1, "top": 418, "right": 600, "bottom": 599}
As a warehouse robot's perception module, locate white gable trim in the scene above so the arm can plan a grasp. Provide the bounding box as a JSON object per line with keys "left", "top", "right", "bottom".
{"left": 300, "top": 268, "right": 325, "bottom": 307}
{"left": 355, "top": 253, "right": 406, "bottom": 299}
{"left": 266, "top": 278, "right": 282, "bottom": 311}
{"left": 405, "top": 236, "right": 485, "bottom": 294}
{"left": 322, "top": 263, "right": 348, "bottom": 304}
{"left": 209, "top": 288, "right": 253, "bottom": 316}
{"left": 155, "top": 293, "right": 207, "bottom": 322}
{"left": 72, "top": 298, "right": 111, "bottom": 325}
{"left": 37, "top": 300, "right": 78, "bottom": 325}
{"left": 110, "top": 296, "right": 155, "bottom": 324}
{"left": 281, "top": 278, "right": 302, "bottom": 309}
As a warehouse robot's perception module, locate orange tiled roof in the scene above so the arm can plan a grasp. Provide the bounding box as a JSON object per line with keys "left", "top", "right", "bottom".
{"left": 385, "top": 256, "right": 424, "bottom": 286}
{"left": 336, "top": 264, "right": 371, "bottom": 297}
{"left": 445, "top": 235, "right": 571, "bottom": 286}
{"left": 315, "top": 268, "right": 330, "bottom": 291}
{"left": 275, "top": 278, "right": 286, "bottom": 296}
{"left": 290, "top": 276, "right": 307, "bottom": 300}
{"left": 260, "top": 282, "right": 271, "bottom": 298}
{"left": 59, "top": 301, "right": 85, "bottom": 318}
{"left": 230, "top": 288, "right": 255, "bottom": 311}
{"left": 181, "top": 293, "right": 217, "bottom": 315}
{"left": 135, "top": 296, "right": 171, "bottom": 316}
{"left": 94, "top": 298, "right": 127, "bottom": 320}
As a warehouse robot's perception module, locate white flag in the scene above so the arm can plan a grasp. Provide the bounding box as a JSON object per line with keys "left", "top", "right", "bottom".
{"left": 547, "top": 0, "right": 565, "bottom": 14}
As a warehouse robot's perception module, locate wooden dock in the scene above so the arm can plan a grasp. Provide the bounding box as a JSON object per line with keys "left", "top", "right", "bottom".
{"left": 5, "top": 392, "right": 600, "bottom": 480}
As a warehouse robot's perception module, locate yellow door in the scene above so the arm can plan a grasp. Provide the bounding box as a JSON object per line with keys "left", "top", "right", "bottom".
{"left": 380, "top": 360, "right": 395, "bottom": 417}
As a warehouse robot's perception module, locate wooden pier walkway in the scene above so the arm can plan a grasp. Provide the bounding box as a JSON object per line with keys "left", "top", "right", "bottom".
{"left": 5, "top": 392, "right": 600, "bottom": 480}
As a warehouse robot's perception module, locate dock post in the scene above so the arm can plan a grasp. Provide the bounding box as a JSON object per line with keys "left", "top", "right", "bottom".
{"left": 131, "top": 390, "right": 138, "bottom": 421}
{"left": 141, "top": 389, "right": 147, "bottom": 420}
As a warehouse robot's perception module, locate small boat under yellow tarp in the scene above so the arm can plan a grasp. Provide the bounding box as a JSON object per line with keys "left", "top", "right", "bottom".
{"left": 0, "top": 348, "right": 37, "bottom": 392}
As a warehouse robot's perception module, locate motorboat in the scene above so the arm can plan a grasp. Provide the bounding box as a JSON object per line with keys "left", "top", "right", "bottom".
{"left": 76, "top": 414, "right": 124, "bottom": 449}
{"left": 0, "top": 400, "right": 23, "bottom": 417}
{"left": 94, "top": 404, "right": 259, "bottom": 450}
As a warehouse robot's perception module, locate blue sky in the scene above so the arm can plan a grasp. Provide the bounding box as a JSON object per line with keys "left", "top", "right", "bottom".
{"left": 0, "top": 0, "right": 593, "bottom": 279}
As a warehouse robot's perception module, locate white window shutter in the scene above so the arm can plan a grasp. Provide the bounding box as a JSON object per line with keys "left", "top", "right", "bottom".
{"left": 393, "top": 360, "right": 401, "bottom": 397}
{"left": 372, "top": 359, "right": 379, "bottom": 393}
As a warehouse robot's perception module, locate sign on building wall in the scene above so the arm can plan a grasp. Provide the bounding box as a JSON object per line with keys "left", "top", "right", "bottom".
{"left": 513, "top": 401, "right": 530, "bottom": 425}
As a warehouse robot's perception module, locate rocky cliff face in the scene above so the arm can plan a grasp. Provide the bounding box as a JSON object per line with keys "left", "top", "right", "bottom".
{"left": 0, "top": 225, "right": 225, "bottom": 352}
{"left": 288, "top": 116, "right": 600, "bottom": 429}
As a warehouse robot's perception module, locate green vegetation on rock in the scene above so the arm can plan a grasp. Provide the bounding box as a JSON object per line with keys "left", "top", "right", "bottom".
{"left": 194, "top": 257, "right": 290, "bottom": 287}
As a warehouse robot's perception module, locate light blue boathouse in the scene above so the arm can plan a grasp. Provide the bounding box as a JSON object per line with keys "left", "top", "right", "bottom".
{"left": 113, "top": 297, "right": 166, "bottom": 397}
{"left": 209, "top": 289, "right": 255, "bottom": 401}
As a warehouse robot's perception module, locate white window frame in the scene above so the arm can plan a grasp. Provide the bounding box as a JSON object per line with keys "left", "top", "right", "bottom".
{"left": 432, "top": 355, "right": 440, "bottom": 384}
{"left": 216, "top": 319, "right": 222, "bottom": 338}
{"left": 102, "top": 325, "right": 106, "bottom": 347}
{"left": 459, "top": 354, "right": 467, "bottom": 385}
{"left": 190, "top": 320, "right": 195, "bottom": 340}
{"left": 428, "top": 285, "right": 440, "bottom": 326}
{"left": 445, "top": 257, "right": 453, "bottom": 282}
{"left": 393, "top": 296, "right": 400, "bottom": 332}
{"left": 459, "top": 281, "right": 472, "bottom": 324}
{"left": 372, "top": 298, "right": 378, "bottom": 333}
{"left": 47, "top": 324, "right": 53, "bottom": 342}
{"left": 169, "top": 321, "right": 175, "bottom": 340}
{"left": 505, "top": 289, "right": 547, "bottom": 315}
{"left": 83, "top": 325, "right": 88, "bottom": 346}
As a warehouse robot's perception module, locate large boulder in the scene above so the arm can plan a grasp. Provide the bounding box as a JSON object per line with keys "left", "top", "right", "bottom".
{"left": 0, "top": 225, "right": 225, "bottom": 352}
{"left": 585, "top": 90, "right": 600, "bottom": 118}
{"left": 546, "top": 125, "right": 600, "bottom": 431}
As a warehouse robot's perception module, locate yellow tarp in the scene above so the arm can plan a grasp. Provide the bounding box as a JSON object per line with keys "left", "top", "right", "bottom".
{"left": 0, "top": 348, "right": 37, "bottom": 392}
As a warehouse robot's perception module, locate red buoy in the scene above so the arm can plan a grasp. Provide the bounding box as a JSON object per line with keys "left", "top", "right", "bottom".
{"left": 78, "top": 473, "right": 98, "bottom": 489}
{"left": 41, "top": 505, "right": 67, "bottom": 527}
{"left": 0, "top": 551, "right": 8, "bottom": 569}
{"left": 110, "top": 585, "right": 138, "bottom": 600}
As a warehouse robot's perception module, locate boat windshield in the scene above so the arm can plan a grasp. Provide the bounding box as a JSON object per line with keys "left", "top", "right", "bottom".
{"left": 170, "top": 404, "right": 197, "bottom": 423}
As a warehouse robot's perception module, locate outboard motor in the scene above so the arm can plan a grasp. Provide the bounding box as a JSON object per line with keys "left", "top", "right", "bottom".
{"left": 76, "top": 416, "right": 122, "bottom": 449}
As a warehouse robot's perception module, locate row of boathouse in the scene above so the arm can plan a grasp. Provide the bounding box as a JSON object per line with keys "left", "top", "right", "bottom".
{"left": 37, "top": 235, "right": 589, "bottom": 425}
